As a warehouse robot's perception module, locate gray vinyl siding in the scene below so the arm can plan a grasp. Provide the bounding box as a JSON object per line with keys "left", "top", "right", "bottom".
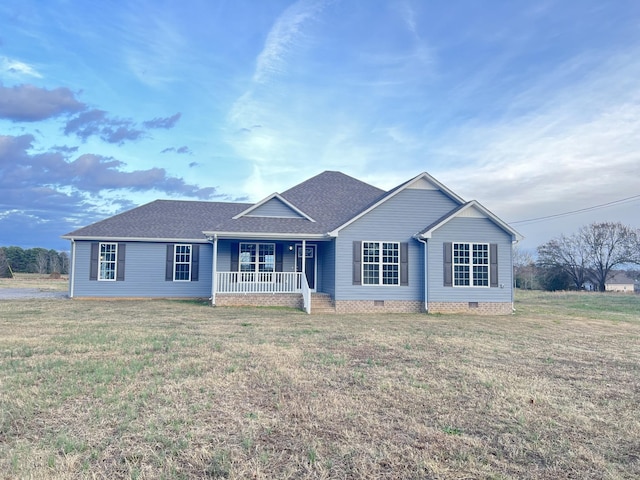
{"left": 72, "top": 241, "right": 212, "bottom": 298}
{"left": 246, "top": 199, "right": 304, "bottom": 218}
{"left": 317, "top": 240, "right": 335, "bottom": 296}
{"left": 428, "top": 217, "right": 513, "bottom": 302}
{"left": 335, "top": 188, "right": 458, "bottom": 301}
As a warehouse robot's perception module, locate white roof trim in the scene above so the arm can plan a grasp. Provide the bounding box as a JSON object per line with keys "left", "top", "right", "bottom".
{"left": 329, "top": 172, "right": 465, "bottom": 235}
{"left": 416, "top": 200, "right": 524, "bottom": 241}
{"left": 232, "top": 193, "right": 316, "bottom": 222}
{"left": 60, "top": 235, "right": 210, "bottom": 243}
{"left": 202, "top": 231, "right": 331, "bottom": 240}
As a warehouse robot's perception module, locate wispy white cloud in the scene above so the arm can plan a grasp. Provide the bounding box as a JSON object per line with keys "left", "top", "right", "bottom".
{"left": 1, "top": 56, "right": 42, "bottom": 78}
{"left": 253, "top": 0, "right": 330, "bottom": 84}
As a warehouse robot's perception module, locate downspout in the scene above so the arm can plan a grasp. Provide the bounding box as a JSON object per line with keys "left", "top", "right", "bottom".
{"left": 511, "top": 239, "right": 518, "bottom": 313}
{"left": 417, "top": 238, "right": 428, "bottom": 313}
{"left": 69, "top": 239, "right": 76, "bottom": 298}
{"left": 210, "top": 235, "right": 218, "bottom": 306}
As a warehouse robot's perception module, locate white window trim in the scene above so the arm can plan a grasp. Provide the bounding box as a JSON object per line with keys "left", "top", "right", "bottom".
{"left": 362, "top": 241, "right": 400, "bottom": 286}
{"left": 98, "top": 242, "right": 117, "bottom": 281}
{"left": 239, "top": 242, "right": 276, "bottom": 282}
{"left": 173, "top": 244, "right": 192, "bottom": 282}
{"left": 452, "top": 242, "right": 490, "bottom": 288}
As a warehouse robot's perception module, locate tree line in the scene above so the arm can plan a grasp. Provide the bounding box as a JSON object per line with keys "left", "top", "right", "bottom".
{"left": 515, "top": 222, "right": 640, "bottom": 291}
{"left": 0, "top": 246, "right": 69, "bottom": 277}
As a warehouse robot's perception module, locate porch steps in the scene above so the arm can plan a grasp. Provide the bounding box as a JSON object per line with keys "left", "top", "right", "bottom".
{"left": 310, "top": 293, "right": 335, "bottom": 314}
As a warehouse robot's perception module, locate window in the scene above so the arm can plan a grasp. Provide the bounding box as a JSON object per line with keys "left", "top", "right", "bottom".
{"left": 174, "top": 244, "right": 191, "bottom": 281}
{"left": 239, "top": 243, "right": 275, "bottom": 280}
{"left": 165, "top": 244, "right": 199, "bottom": 282}
{"left": 362, "top": 241, "right": 399, "bottom": 285}
{"left": 453, "top": 242, "right": 489, "bottom": 287}
{"left": 99, "top": 243, "right": 117, "bottom": 281}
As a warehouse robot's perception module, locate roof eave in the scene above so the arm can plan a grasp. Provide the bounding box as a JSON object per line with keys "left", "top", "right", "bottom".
{"left": 202, "top": 231, "right": 333, "bottom": 240}
{"left": 61, "top": 235, "right": 210, "bottom": 243}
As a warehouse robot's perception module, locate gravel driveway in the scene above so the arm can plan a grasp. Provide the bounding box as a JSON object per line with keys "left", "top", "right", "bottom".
{"left": 0, "top": 288, "right": 69, "bottom": 300}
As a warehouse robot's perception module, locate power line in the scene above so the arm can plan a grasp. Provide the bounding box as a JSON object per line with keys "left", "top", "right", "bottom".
{"left": 510, "top": 194, "right": 640, "bottom": 225}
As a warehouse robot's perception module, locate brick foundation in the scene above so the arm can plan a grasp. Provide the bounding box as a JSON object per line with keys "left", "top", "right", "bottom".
{"left": 214, "top": 293, "right": 303, "bottom": 309}
{"left": 213, "top": 295, "right": 513, "bottom": 315}
{"left": 334, "top": 300, "right": 424, "bottom": 314}
{"left": 427, "top": 301, "right": 513, "bottom": 315}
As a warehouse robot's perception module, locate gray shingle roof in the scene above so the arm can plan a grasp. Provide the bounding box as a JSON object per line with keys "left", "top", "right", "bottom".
{"left": 63, "top": 200, "right": 250, "bottom": 240}
{"left": 63, "top": 171, "right": 387, "bottom": 240}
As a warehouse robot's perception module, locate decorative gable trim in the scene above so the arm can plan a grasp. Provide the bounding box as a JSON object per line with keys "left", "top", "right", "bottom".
{"left": 416, "top": 200, "right": 524, "bottom": 241}
{"left": 328, "top": 172, "right": 464, "bottom": 236}
{"left": 232, "top": 193, "right": 316, "bottom": 222}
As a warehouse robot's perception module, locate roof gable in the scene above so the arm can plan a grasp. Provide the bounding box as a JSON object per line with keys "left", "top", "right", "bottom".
{"left": 417, "top": 200, "right": 524, "bottom": 241}
{"left": 232, "top": 193, "right": 315, "bottom": 222}
{"left": 329, "top": 172, "right": 464, "bottom": 235}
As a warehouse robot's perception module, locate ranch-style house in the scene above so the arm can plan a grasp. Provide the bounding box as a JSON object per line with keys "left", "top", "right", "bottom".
{"left": 62, "top": 171, "right": 523, "bottom": 314}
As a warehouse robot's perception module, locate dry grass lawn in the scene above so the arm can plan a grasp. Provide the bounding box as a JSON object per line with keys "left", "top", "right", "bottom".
{"left": 0, "top": 273, "right": 68, "bottom": 291}
{"left": 0, "top": 285, "right": 638, "bottom": 479}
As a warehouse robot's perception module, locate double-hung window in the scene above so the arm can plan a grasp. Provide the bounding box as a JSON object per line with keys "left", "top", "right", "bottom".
{"left": 174, "top": 244, "right": 192, "bottom": 281}
{"left": 362, "top": 241, "right": 399, "bottom": 285}
{"left": 99, "top": 243, "right": 117, "bottom": 281}
{"left": 453, "top": 242, "right": 489, "bottom": 287}
{"left": 239, "top": 243, "right": 275, "bottom": 281}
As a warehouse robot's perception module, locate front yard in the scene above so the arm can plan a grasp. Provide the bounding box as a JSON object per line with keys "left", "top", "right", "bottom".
{"left": 0, "top": 289, "right": 638, "bottom": 479}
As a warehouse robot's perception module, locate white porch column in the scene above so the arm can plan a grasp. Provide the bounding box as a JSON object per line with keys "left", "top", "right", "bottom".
{"left": 211, "top": 235, "right": 218, "bottom": 305}
{"left": 301, "top": 239, "right": 306, "bottom": 280}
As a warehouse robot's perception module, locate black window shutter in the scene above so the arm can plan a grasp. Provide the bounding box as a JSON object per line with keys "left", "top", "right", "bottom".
{"left": 275, "top": 244, "right": 283, "bottom": 272}
{"left": 352, "top": 241, "right": 362, "bottom": 285}
{"left": 191, "top": 244, "right": 199, "bottom": 281}
{"left": 400, "top": 242, "right": 409, "bottom": 286}
{"left": 230, "top": 242, "right": 239, "bottom": 271}
{"left": 443, "top": 242, "right": 453, "bottom": 287}
{"left": 116, "top": 243, "right": 126, "bottom": 281}
{"left": 490, "top": 243, "right": 498, "bottom": 287}
{"left": 165, "top": 244, "right": 174, "bottom": 281}
{"left": 89, "top": 242, "right": 99, "bottom": 280}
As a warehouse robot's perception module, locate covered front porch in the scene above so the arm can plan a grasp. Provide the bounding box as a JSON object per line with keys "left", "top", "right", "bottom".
{"left": 207, "top": 237, "right": 334, "bottom": 314}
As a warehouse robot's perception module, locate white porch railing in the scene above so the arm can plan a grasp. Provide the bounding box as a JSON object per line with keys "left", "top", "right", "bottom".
{"left": 215, "top": 271, "right": 311, "bottom": 314}
{"left": 215, "top": 272, "right": 302, "bottom": 293}
{"left": 300, "top": 274, "right": 311, "bottom": 314}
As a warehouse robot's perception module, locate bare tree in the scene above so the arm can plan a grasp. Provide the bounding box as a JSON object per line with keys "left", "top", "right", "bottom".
{"left": 59, "top": 251, "right": 70, "bottom": 275}
{"left": 35, "top": 250, "right": 48, "bottom": 275}
{"left": 49, "top": 250, "right": 61, "bottom": 274}
{"left": 513, "top": 246, "right": 536, "bottom": 289}
{"left": 580, "top": 222, "right": 640, "bottom": 291}
{"left": 537, "top": 233, "right": 590, "bottom": 290}
{"left": 538, "top": 222, "right": 640, "bottom": 292}
{"left": 0, "top": 248, "right": 9, "bottom": 278}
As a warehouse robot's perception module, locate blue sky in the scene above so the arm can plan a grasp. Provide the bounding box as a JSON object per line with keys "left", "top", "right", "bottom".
{"left": 1, "top": 0, "right": 639, "bottom": 252}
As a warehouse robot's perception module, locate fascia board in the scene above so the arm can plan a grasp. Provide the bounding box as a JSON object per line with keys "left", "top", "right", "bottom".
{"left": 202, "top": 231, "right": 331, "bottom": 240}
{"left": 60, "top": 235, "right": 210, "bottom": 243}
